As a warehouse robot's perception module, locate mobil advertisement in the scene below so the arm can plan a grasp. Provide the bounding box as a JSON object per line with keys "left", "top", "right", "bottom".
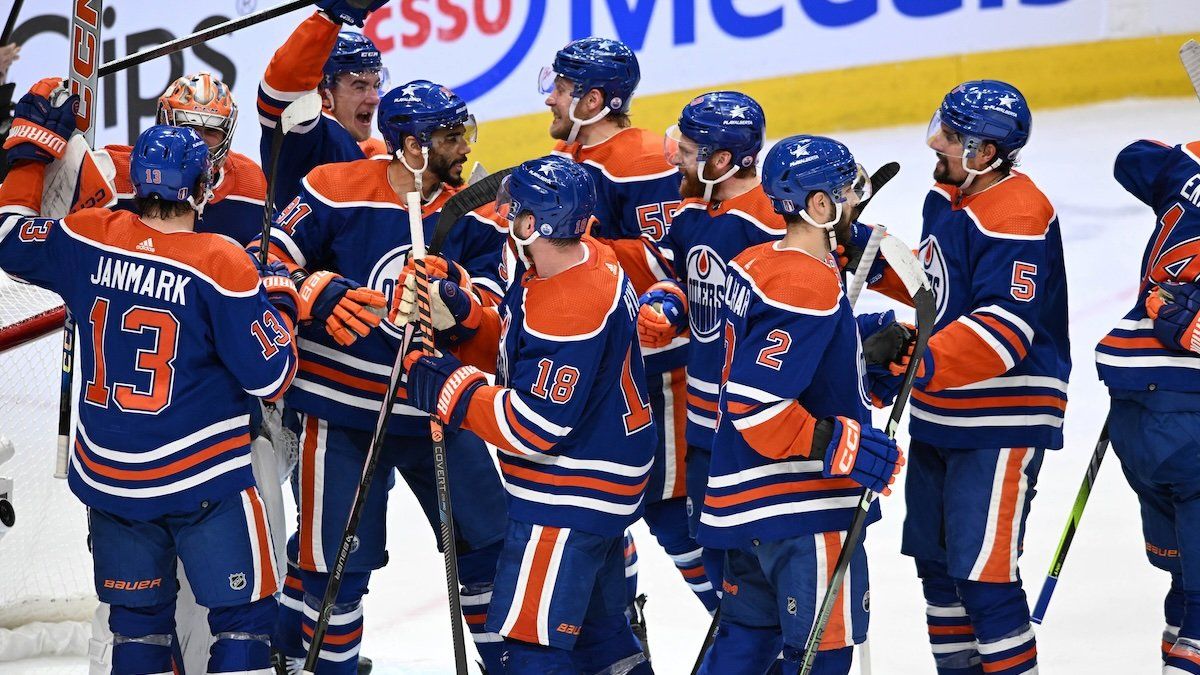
{"left": 3, "top": 0, "right": 1190, "bottom": 156}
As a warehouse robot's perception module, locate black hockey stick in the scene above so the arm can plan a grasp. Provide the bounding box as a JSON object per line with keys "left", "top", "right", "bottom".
{"left": 1, "top": 0, "right": 23, "bottom": 45}
{"left": 257, "top": 92, "right": 320, "bottom": 266}
{"left": 852, "top": 161, "right": 900, "bottom": 220}
{"left": 300, "top": 180, "right": 499, "bottom": 675}
{"left": 429, "top": 167, "right": 513, "bottom": 256}
{"left": 1031, "top": 418, "right": 1110, "bottom": 624}
{"left": 799, "top": 236, "right": 935, "bottom": 675}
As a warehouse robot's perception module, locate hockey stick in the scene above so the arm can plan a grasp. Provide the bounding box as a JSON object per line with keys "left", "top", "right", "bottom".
{"left": 1181, "top": 40, "right": 1200, "bottom": 101}
{"left": 428, "top": 167, "right": 512, "bottom": 256}
{"left": 845, "top": 162, "right": 901, "bottom": 306}
{"left": 258, "top": 91, "right": 320, "bottom": 266}
{"left": 1, "top": 0, "right": 23, "bottom": 45}
{"left": 799, "top": 234, "right": 934, "bottom": 675}
{"left": 1030, "top": 419, "right": 1110, "bottom": 624}
{"left": 55, "top": 0, "right": 102, "bottom": 479}
{"left": 852, "top": 162, "right": 900, "bottom": 221}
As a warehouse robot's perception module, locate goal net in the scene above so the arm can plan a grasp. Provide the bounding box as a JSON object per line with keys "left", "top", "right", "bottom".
{"left": 0, "top": 270, "right": 94, "bottom": 660}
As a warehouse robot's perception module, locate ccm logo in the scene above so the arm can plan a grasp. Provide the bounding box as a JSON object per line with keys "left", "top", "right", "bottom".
{"left": 834, "top": 420, "right": 861, "bottom": 475}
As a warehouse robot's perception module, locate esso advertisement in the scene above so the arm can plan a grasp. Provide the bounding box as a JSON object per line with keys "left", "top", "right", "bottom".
{"left": 5, "top": 0, "right": 1193, "bottom": 157}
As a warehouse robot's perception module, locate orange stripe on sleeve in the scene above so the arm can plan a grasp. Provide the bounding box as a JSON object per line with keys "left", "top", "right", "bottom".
{"left": 734, "top": 400, "right": 820, "bottom": 460}
{"left": 975, "top": 314, "right": 1028, "bottom": 361}
{"left": 502, "top": 397, "right": 557, "bottom": 452}
{"left": 263, "top": 12, "right": 339, "bottom": 96}
{"left": 924, "top": 322, "right": 1011, "bottom": 392}
{"left": 463, "top": 386, "right": 529, "bottom": 455}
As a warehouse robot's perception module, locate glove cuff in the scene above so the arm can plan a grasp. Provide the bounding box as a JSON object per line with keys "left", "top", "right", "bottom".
{"left": 262, "top": 275, "right": 300, "bottom": 326}
{"left": 5, "top": 119, "right": 67, "bottom": 159}
{"left": 821, "top": 416, "right": 861, "bottom": 478}
{"left": 436, "top": 365, "right": 487, "bottom": 427}
{"left": 297, "top": 270, "right": 339, "bottom": 321}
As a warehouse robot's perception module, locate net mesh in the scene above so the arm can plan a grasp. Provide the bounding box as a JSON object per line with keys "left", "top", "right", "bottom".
{"left": 0, "top": 271, "right": 95, "bottom": 653}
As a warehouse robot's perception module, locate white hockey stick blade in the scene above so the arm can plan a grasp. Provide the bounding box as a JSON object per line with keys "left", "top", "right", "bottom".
{"left": 877, "top": 233, "right": 931, "bottom": 297}
{"left": 467, "top": 161, "right": 489, "bottom": 186}
{"left": 1181, "top": 40, "right": 1200, "bottom": 102}
{"left": 279, "top": 91, "right": 322, "bottom": 135}
{"left": 847, "top": 224, "right": 885, "bottom": 308}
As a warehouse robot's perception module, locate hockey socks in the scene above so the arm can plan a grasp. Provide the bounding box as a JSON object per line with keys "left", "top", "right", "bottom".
{"left": 299, "top": 569, "right": 370, "bottom": 674}
{"left": 458, "top": 541, "right": 505, "bottom": 673}
{"left": 956, "top": 579, "right": 1038, "bottom": 675}
{"left": 109, "top": 600, "right": 175, "bottom": 675}
{"left": 273, "top": 562, "right": 307, "bottom": 658}
{"left": 921, "top": 572, "right": 982, "bottom": 675}
{"left": 207, "top": 597, "right": 275, "bottom": 673}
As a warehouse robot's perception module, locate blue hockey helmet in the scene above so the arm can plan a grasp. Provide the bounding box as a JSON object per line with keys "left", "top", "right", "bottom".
{"left": 322, "top": 31, "right": 387, "bottom": 87}
{"left": 130, "top": 125, "right": 212, "bottom": 210}
{"left": 539, "top": 37, "right": 640, "bottom": 114}
{"left": 497, "top": 155, "right": 596, "bottom": 245}
{"left": 763, "top": 135, "right": 868, "bottom": 247}
{"left": 672, "top": 91, "right": 765, "bottom": 168}
{"left": 929, "top": 80, "right": 1031, "bottom": 161}
{"left": 378, "top": 80, "right": 477, "bottom": 154}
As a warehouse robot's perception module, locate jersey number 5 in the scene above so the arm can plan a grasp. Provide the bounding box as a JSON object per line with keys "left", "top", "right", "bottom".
{"left": 1010, "top": 262, "right": 1037, "bottom": 302}
{"left": 84, "top": 298, "right": 179, "bottom": 414}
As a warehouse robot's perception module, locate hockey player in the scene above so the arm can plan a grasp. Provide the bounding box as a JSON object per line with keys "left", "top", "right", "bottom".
{"left": 398, "top": 155, "right": 654, "bottom": 674}
{"left": 260, "top": 79, "right": 508, "bottom": 674}
{"left": 695, "top": 134, "right": 903, "bottom": 674}
{"left": 0, "top": 79, "right": 300, "bottom": 675}
{"left": 539, "top": 37, "right": 718, "bottom": 630}
{"left": 870, "top": 81, "right": 1069, "bottom": 675}
{"left": 1096, "top": 136, "right": 1200, "bottom": 672}
{"left": 258, "top": 0, "right": 389, "bottom": 212}
{"left": 100, "top": 73, "right": 267, "bottom": 246}
{"left": 634, "top": 91, "right": 784, "bottom": 590}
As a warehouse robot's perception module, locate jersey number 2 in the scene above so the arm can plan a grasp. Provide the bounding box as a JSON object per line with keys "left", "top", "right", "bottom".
{"left": 84, "top": 298, "right": 179, "bottom": 414}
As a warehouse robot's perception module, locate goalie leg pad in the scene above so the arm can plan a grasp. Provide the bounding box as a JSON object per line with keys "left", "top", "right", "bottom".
{"left": 207, "top": 596, "right": 274, "bottom": 673}
{"left": 109, "top": 600, "right": 175, "bottom": 675}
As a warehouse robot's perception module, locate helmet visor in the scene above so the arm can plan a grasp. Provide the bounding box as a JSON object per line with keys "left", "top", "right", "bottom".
{"left": 496, "top": 174, "right": 517, "bottom": 225}
{"left": 850, "top": 163, "right": 871, "bottom": 203}
{"left": 926, "top": 109, "right": 970, "bottom": 158}
{"left": 664, "top": 125, "right": 700, "bottom": 170}
{"left": 434, "top": 113, "right": 478, "bottom": 145}
{"left": 537, "top": 66, "right": 559, "bottom": 95}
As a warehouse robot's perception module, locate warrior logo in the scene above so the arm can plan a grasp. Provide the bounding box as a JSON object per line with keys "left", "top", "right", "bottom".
{"left": 919, "top": 235, "right": 949, "bottom": 323}
{"left": 228, "top": 572, "right": 246, "bottom": 591}
{"left": 368, "top": 244, "right": 415, "bottom": 339}
{"left": 686, "top": 246, "right": 727, "bottom": 343}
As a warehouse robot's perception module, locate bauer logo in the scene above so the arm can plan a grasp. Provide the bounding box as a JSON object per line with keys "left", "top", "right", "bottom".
{"left": 686, "top": 246, "right": 726, "bottom": 343}
{"left": 920, "top": 235, "right": 949, "bottom": 324}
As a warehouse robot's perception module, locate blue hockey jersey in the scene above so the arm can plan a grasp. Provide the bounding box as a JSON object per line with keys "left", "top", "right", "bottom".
{"left": 257, "top": 11, "right": 375, "bottom": 213}
{"left": 0, "top": 162, "right": 297, "bottom": 519}
{"left": 891, "top": 172, "right": 1071, "bottom": 450}
{"left": 262, "top": 157, "right": 506, "bottom": 435}
{"left": 698, "top": 242, "right": 878, "bottom": 549}
{"left": 656, "top": 186, "right": 785, "bottom": 449}
{"left": 99, "top": 145, "right": 268, "bottom": 246}
{"left": 454, "top": 237, "right": 656, "bottom": 536}
{"left": 1098, "top": 140, "right": 1200, "bottom": 392}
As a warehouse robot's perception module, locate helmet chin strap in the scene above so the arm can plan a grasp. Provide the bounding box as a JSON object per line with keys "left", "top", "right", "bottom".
{"left": 956, "top": 146, "right": 1003, "bottom": 191}
{"left": 398, "top": 146, "right": 430, "bottom": 195}
{"left": 697, "top": 159, "right": 739, "bottom": 202}
{"left": 187, "top": 184, "right": 213, "bottom": 217}
{"left": 799, "top": 201, "right": 842, "bottom": 253}
{"left": 565, "top": 97, "right": 611, "bottom": 144}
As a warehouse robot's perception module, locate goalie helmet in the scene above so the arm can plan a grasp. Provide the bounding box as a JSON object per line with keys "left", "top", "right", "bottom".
{"left": 130, "top": 125, "right": 212, "bottom": 211}
{"left": 378, "top": 80, "right": 476, "bottom": 153}
{"left": 931, "top": 80, "right": 1031, "bottom": 161}
{"left": 497, "top": 155, "right": 596, "bottom": 245}
{"left": 539, "top": 37, "right": 640, "bottom": 114}
{"left": 157, "top": 73, "right": 237, "bottom": 167}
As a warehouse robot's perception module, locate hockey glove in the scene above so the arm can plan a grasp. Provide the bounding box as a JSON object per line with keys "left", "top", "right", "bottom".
{"left": 887, "top": 332, "right": 933, "bottom": 390}
{"left": 315, "top": 0, "right": 388, "bottom": 27}
{"left": 1147, "top": 282, "right": 1200, "bottom": 354}
{"left": 403, "top": 347, "right": 487, "bottom": 430}
{"left": 637, "top": 281, "right": 688, "bottom": 348}
{"left": 4, "top": 78, "right": 76, "bottom": 165}
{"left": 835, "top": 221, "right": 875, "bottom": 273}
{"left": 391, "top": 255, "right": 482, "bottom": 346}
{"left": 257, "top": 259, "right": 301, "bottom": 328}
{"left": 812, "top": 416, "right": 904, "bottom": 495}
{"left": 297, "top": 271, "right": 386, "bottom": 346}
{"left": 860, "top": 311, "right": 915, "bottom": 407}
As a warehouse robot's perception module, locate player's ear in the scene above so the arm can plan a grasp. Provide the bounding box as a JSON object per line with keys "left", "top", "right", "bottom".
{"left": 977, "top": 141, "right": 998, "bottom": 167}
{"left": 584, "top": 88, "right": 606, "bottom": 115}
{"left": 710, "top": 150, "right": 733, "bottom": 174}
{"left": 402, "top": 134, "right": 422, "bottom": 158}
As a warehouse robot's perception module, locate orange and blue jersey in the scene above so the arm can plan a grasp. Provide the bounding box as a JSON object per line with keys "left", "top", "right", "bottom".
{"left": 1097, "top": 139, "right": 1200, "bottom": 393}
{"left": 697, "top": 242, "right": 878, "bottom": 549}
{"left": 100, "top": 145, "right": 268, "bottom": 246}
{"left": 656, "top": 185, "right": 785, "bottom": 449}
{"left": 895, "top": 172, "right": 1070, "bottom": 450}
{"left": 0, "top": 162, "right": 297, "bottom": 519}
{"left": 454, "top": 237, "right": 656, "bottom": 536}
{"left": 260, "top": 157, "right": 506, "bottom": 435}
{"left": 258, "top": 11, "right": 373, "bottom": 211}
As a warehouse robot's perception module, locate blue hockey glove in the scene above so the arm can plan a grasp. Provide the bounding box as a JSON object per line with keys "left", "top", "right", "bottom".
{"left": 1147, "top": 282, "right": 1200, "bottom": 354}
{"left": 256, "top": 259, "right": 300, "bottom": 326}
{"left": 4, "top": 78, "right": 76, "bottom": 165}
{"left": 860, "top": 311, "right": 915, "bottom": 407}
{"left": 315, "top": 0, "right": 388, "bottom": 27}
{"left": 297, "top": 271, "right": 386, "bottom": 346}
{"left": 812, "top": 416, "right": 904, "bottom": 495}
{"left": 403, "top": 347, "right": 487, "bottom": 430}
{"left": 637, "top": 281, "right": 688, "bottom": 348}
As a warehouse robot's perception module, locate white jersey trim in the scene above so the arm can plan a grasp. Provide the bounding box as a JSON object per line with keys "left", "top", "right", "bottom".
{"left": 699, "top": 495, "right": 861, "bottom": 527}
{"left": 77, "top": 414, "right": 250, "bottom": 464}
{"left": 910, "top": 407, "right": 1064, "bottom": 428}
{"left": 72, "top": 451, "right": 251, "bottom": 498}
{"left": 707, "top": 459, "right": 824, "bottom": 490}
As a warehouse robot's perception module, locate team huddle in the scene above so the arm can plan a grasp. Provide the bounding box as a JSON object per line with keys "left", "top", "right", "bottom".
{"left": 0, "top": 0, "right": 1197, "bottom": 673}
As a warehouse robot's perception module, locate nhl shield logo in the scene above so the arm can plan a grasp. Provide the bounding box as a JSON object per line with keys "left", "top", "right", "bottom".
{"left": 685, "top": 246, "right": 727, "bottom": 343}
{"left": 787, "top": 597, "right": 797, "bottom": 615}
{"left": 228, "top": 572, "right": 247, "bottom": 591}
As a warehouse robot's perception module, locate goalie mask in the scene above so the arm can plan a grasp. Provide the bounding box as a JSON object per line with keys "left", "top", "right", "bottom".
{"left": 157, "top": 73, "right": 237, "bottom": 168}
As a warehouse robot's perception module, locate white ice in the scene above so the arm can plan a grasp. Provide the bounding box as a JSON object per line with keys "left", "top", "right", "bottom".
{"left": 3, "top": 95, "right": 1194, "bottom": 674}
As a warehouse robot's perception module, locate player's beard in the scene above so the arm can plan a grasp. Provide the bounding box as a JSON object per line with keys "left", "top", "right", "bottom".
{"left": 429, "top": 150, "right": 466, "bottom": 188}
{"left": 548, "top": 111, "right": 572, "bottom": 142}
{"left": 933, "top": 154, "right": 958, "bottom": 184}
{"left": 679, "top": 167, "right": 706, "bottom": 200}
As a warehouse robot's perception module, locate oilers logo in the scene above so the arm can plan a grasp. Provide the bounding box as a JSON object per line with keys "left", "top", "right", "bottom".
{"left": 919, "top": 235, "right": 949, "bottom": 323}
{"left": 368, "top": 244, "right": 414, "bottom": 339}
{"left": 686, "top": 246, "right": 727, "bottom": 343}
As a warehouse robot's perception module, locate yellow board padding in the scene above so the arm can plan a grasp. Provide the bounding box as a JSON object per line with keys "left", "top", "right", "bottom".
{"left": 469, "top": 32, "right": 1196, "bottom": 171}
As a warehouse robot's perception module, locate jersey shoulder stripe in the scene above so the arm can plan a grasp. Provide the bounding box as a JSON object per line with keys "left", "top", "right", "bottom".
{"left": 63, "top": 209, "right": 260, "bottom": 295}
{"left": 522, "top": 237, "right": 625, "bottom": 340}
{"left": 557, "top": 128, "right": 678, "bottom": 182}
{"left": 731, "top": 243, "right": 842, "bottom": 314}
{"left": 937, "top": 173, "right": 1055, "bottom": 240}
{"left": 714, "top": 186, "right": 787, "bottom": 234}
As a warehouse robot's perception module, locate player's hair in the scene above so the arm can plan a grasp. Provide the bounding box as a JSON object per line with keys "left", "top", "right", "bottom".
{"left": 134, "top": 178, "right": 205, "bottom": 220}
{"left": 547, "top": 236, "right": 581, "bottom": 248}
{"left": 735, "top": 165, "right": 757, "bottom": 179}
{"left": 983, "top": 140, "right": 1015, "bottom": 176}
{"left": 609, "top": 111, "right": 631, "bottom": 128}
